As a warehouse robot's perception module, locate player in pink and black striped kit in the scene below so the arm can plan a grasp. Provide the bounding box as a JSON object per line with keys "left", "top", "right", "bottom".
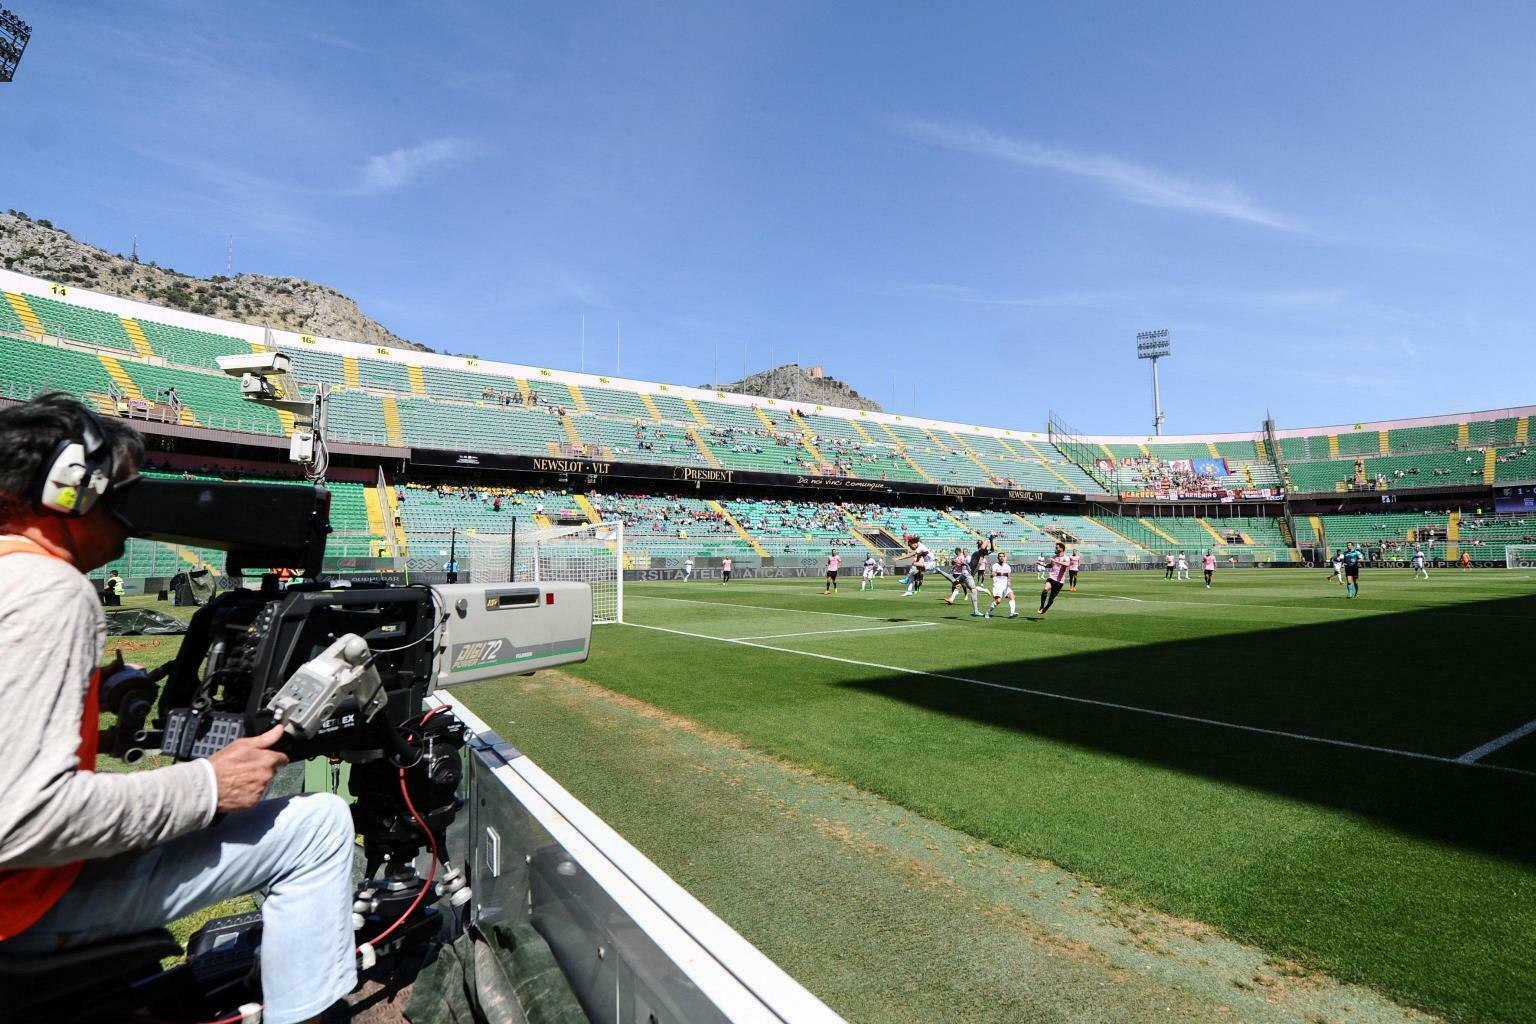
{"left": 1067, "top": 548, "right": 1082, "bottom": 592}
{"left": 1038, "top": 541, "right": 1071, "bottom": 616}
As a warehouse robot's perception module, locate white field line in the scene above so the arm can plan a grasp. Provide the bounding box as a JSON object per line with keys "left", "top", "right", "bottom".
{"left": 624, "top": 622, "right": 1536, "bottom": 779}
{"left": 731, "top": 622, "right": 937, "bottom": 641}
{"left": 1456, "top": 717, "right": 1536, "bottom": 764}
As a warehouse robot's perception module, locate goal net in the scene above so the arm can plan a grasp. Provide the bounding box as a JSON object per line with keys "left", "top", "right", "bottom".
{"left": 1505, "top": 544, "right": 1536, "bottom": 570}
{"left": 460, "top": 521, "right": 624, "bottom": 624}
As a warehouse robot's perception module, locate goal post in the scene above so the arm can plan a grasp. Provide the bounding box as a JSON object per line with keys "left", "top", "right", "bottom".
{"left": 461, "top": 521, "right": 624, "bottom": 624}
{"left": 1505, "top": 545, "right": 1536, "bottom": 570}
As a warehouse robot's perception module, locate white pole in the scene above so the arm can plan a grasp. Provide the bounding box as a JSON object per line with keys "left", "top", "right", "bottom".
{"left": 616, "top": 320, "right": 621, "bottom": 376}
{"left": 581, "top": 314, "right": 586, "bottom": 373}
{"left": 1152, "top": 358, "right": 1164, "bottom": 436}
{"left": 714, "top": 341, "right": 719, "bottom": 389}
{"left": 615, "top": 521, "right": 625, "bottom": 623}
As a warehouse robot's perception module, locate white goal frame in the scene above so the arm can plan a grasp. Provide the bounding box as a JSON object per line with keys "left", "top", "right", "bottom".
{"left": 1505, "top": 544, "right": 1536, "bottom": 570}
{"left": 461, "top": 521, "right": 624, "bottom": 624}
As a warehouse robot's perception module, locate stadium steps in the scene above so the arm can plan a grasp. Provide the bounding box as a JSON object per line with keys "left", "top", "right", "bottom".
{"left": 710, "top": 501, "right": 768, "bottom": 557}
{"left": 1378, "top": 430, "right": 1390, "bottom": 454}
{"left": 686, "top": 427, "right": 721, "bottom": 467}
{"left": 1447, "top": 510, "right": 1461, "bottom": 558}
{"left": 120, "top": 318, "right": 155, "bottom": 358}
{"left": 1010, "top": 512, "right": 1044, "bottom": 534}
{"left": 1457, "top": 422, "right": 1470, "bottom": 447}
{"left": 545, "top": 442, "right": 561, "bottom": 456}
{"left": 407, "top": 365, "right": 426, "bottom": 395}
{"left": 792, "top": 417, "right": 827, "bottom": 465}
{"left": 1195, "top": 518, "right": 1228, "bottom": 545}
{"left": 97, "top": 354, "right": 143, "bottom": 400}
{"left": 849, "top": 418, "right": 875, "bottom": 443}
{"left": 1138, "top": 518, "right": 1179, "bottom": 545}
{"left": 1085, "top": 516, "right": 1150, "bottom": 553}
{"left": 1484, "top": 447, "right": 1498, "bottom": 479}
{"left": 873, "top": 422, "right": 932, "bottom": 481}
{"left": 4, "top": 293, "right": 44, "bottom": 336}
{"left": 573, "top": 494, "right": 603, "bottom": 524}
{"left": 638, "top": 393, "right": 662, "bottom": 421}
{"left": 363, "top": 485, "right": 388, "bottom": 538}
{"left": 560, "top": 414, "right": 583, "bottom": 447}
{"left": 380, "top": 395, "right": 405, "bottom": 447}
{"left": 752, "top": 406, "right": 777, "bottom": 431}
{"left": 1328, "top": 434, "right": 1341, "bottom": 457}
{"left": 1017, "top": 439, "right": 1076, "bottom": 489}
{"left": 944, "top": 431, "right": 998, "bottom": 480}
{"left": 1255, "top": 438, "right": 1269, "bottom": 461}
{"left": 515, "top": 378, "right": 532, "bottom": 404}
{"left": 566, "top": 383, "right": 589, "bottom": 412}
{"left": 384, "top": 486, "right": 408, "bottom": 553}
{"left": 682, "top": 398, "right": 709, "bottom": 426}
{"left": 533, "top": 513, "right": 554, "bottom": 529}
{"left": 1519, "top": 417, "right": 1530, "bottom": 445}
{"left": 1206, "top": 441, "right": 1220, "bottom": 457}
{"left": 1308, "top": 515, "right": 1326, "bottom": 546}
{"left": 995, "top": 436, "right": 1022, "bottom": 458}
{"left": 940, "top": 510, "right": 982, "bottom": 539}
{"left": 342, "top": 357, "right": 362, "bottom": 389}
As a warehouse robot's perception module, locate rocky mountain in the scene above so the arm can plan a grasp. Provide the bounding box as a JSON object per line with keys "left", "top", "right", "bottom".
{"left": 707, "top": 363, "right": 883, "bottom": 412}
{"left": 0, "top": 211, "right": 425, "bottom": 351}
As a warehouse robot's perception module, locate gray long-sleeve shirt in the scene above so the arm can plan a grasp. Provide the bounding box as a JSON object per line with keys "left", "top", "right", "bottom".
{"left": 0, "top": 545, "right": 216, "bottom": 869}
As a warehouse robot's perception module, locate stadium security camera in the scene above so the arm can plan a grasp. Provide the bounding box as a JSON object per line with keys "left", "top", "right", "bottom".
{"left": 215, "top": 351, "right": 292, "bottom": 377}
{"left": 239, "top": 373, "right": 277, "bottom": 399}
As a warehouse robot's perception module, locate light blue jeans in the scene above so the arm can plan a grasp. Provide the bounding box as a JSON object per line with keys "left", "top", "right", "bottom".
{"left": 1, "top": 793, "right": 358, "bottom": 1024}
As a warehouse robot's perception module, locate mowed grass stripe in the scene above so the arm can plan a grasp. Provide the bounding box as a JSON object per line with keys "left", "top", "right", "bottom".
{"left": 626, "top": 576, "right": 1536, "bottom": 757}
{"left": 578, "top": 574, "right": 1536, "bottom": 1023}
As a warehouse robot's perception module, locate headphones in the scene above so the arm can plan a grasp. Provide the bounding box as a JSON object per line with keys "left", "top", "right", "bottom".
{"left": 37, "top": 404, "right": 116, "bottom": 517}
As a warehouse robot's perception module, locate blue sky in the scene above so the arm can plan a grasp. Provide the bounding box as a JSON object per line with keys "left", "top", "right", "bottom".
{"left": 7, "top": 1, "right": 1535, "bottom": 434}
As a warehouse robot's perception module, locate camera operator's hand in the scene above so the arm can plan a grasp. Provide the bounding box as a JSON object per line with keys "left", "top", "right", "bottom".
{"left": 208, "top": 725, "right": 289, "bottom": 813}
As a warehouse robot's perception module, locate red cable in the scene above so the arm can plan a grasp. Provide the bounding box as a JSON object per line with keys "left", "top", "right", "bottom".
{"left": 356, "top": 765, "right": 440, "bottom": 950}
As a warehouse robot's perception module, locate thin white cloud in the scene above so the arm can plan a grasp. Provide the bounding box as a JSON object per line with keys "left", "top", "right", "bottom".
{"left": 358, "top": 137, "right": 482, "bottom": 194}
{"left": 895, "top": 282, "right": 1347, "bottom": 309}
{"left": 305, "top": 32, "right": 386, "bottom": 57}
{"left": 896, "top": 120, "right": 1298, "bottom": 231}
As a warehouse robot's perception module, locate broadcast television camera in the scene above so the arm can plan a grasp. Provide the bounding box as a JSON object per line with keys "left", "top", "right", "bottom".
{"left": 84, "top": 474, "right": 593, "bottom": 1018}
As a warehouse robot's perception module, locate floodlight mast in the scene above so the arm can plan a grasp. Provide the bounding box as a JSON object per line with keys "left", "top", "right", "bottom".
{"left": 0, "top": 7, "right": 32, "bottom": 83}
{"left": 1136, "top": 329, "right": 1171, "bottom": 436}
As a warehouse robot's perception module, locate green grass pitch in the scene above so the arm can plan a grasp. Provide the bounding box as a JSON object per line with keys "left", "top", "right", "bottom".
{"left": 462, "top": 567, "right": 1536, "bottom": 1023}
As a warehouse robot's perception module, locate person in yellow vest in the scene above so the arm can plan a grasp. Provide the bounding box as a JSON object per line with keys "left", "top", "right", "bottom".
{"left": 0, "top": 395, "right": 356, "bottom": 1023}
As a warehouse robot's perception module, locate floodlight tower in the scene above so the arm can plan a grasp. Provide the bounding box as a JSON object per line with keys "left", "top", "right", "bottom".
{"left": 1136, "top": 329, "right": 1171, "bottom": 436}
{"left": 0, "top": 8, "right": 31, "bottom": 83}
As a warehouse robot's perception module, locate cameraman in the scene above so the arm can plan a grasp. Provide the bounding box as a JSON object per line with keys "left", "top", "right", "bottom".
{"left": 0, "top": 395, "right": 356, "bottom": 1024}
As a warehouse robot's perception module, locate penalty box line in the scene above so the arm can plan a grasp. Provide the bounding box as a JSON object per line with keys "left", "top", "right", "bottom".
{"left": 1457, "top": 717, "right": 1536, "bottom": 764}
{"left": 623, "top": 622, "right": 1536, "bottom": 780}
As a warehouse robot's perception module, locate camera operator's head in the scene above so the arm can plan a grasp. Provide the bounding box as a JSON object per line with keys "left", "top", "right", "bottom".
{"left": 0, "top": 393, "right": 144, "bottom": 571}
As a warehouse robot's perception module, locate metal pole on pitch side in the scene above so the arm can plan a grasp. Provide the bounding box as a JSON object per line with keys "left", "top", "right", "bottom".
{"left": 1152, "top": 358, "right": 1163, "bottom": 436}
{"left": 580, "top": 314, "right": 585, "bottom": 373}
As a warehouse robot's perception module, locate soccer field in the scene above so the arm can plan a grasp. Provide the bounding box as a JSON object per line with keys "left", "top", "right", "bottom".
{"left": 464, "top": 568, "right": 1536, "bottom": 1023}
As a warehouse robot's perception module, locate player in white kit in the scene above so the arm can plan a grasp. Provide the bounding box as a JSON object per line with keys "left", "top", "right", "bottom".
{"left": 985, "top": 550, "right": 1017, "bottom": 619}
{"left": 861, "top": 554, "right": 877, "bottom": 590}
{"left": 1176, "top": 551, "right": 1189, "bottom": 581}
{"left": 1034, "top": 555, "right": 1047, "bottom": 581}
{"left": 1411, "top": 546, "right": 1429, "bottom": 580}
{"left": 683, "top": 556, "right": 694, "bottom": 582}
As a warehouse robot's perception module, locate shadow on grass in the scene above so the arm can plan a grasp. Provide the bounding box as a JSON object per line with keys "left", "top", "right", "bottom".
{"left": 843, "top": 592, "right": 1536, "bottom": 862}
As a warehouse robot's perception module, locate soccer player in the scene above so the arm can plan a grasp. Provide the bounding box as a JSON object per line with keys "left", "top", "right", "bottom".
{"left": 895, "top": 535, "right": 932, "bottom": 596}
{"left": 683, "top": 556, "right": 694, "bottom": 582}
{"left": 721, "top": 556, "right": 733, "bottom": 584}
{"left": 1329, "top": 549, "right": 1344, "bottom": 585}
{"left": 1411, "top": 545, "right": 1429, "bottom": 580}
{"left": 861, "top": 553, "right": 877, "bottom": 590}
{"left": 1175, "top": 551, "right": 1189, "bottom": 581}
{"left": 1037, "top": 541, "right": 1069, "bottom": 616}
{"left": 967, "top": 535, "right": 996, "bottom": 615}
{"left": 986, "top": 550, "right": 1017, "bottom": 619}
{"left": 1067, "top": 547, "right": 1082, "bottom": 591}
{"left": 1202, "top": 549, "right": 1216, "bottom": 588}
{"left": 1164, "top": 552, "right": 1176, "bottom": 580}
{"left": 1034, "top": 554, "right": 1047, "bottom": 581}
{"left": 1340, "top": 541, "right": 1363, "bottom": 597}
{"left": 824, "top": 550, "right": 842, "bottom": 595}
{"left": 944, "top": 544, "right": 983, "bottom": 615}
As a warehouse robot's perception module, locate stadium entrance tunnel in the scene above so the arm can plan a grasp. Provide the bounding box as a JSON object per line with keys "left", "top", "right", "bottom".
{"left": 838, "top": 593, "right": 1536, "bottom": 864}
